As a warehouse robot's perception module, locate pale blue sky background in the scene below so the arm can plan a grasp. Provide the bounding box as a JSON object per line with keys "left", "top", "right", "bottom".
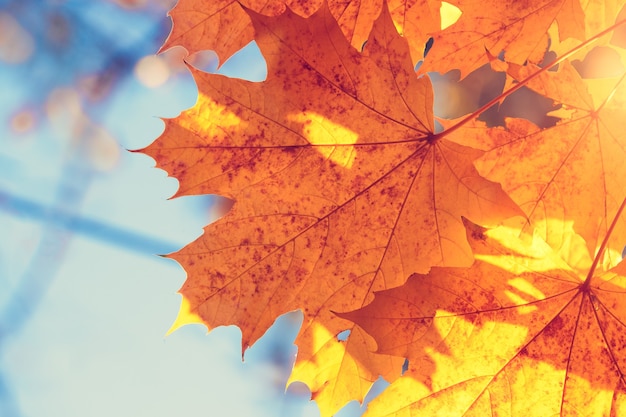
{"left": 0, "top": 1, "right": 364, "bottom": 416}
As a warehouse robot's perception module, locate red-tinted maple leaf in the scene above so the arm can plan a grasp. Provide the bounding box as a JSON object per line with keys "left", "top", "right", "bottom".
{"left": 142, "top": 3, "right": 520, "bottom": 413}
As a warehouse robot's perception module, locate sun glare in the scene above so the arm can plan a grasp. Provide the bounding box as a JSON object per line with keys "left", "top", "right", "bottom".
{"left": 440, "top": 2, "right": 462, "bottom": 30}
{"left": 166, "top": 295, "right": 206, "bottom": 336}
{"left": 288, "top": 111, "right": 359, "bottom": 168}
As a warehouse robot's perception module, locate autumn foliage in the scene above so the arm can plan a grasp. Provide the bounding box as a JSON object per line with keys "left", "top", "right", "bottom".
{"left": 141, "top": 0, "right": 626, "bottom": 415}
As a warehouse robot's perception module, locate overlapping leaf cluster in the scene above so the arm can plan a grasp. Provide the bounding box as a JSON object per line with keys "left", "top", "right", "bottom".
{"left": 142, "top": 1, "right": 626, "bottom": 415}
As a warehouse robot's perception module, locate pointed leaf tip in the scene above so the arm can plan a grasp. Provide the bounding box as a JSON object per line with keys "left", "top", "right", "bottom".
{"left": 166, "top": 295, "right": 206, "bottom": 336}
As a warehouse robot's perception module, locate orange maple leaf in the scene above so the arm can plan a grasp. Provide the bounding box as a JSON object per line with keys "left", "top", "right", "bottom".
{"left": 159, "top": 0, "right": 440, "bottom": 65}
{"left": 447, "top": 58, "right": 626, "bottom": 268}
{"left": 158, "top": 0, "right": 284, "bottom": 63}
{"left": 142, "top": 3, "right": 520, "bottom": 414}
{"left": 341, "top": 217, "right": 626, "bottom": 416}
{"left": 419, "top": 0, "right": 586, "bottom": 78}
{"left": 550, "top": 0, "right": 626, "bottom": 59}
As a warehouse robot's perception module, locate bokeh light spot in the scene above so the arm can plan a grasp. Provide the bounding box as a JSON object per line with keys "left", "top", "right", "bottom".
{"left": 0, "top": 12, "right": 35, "bottom": 63}
{"left": 88, "top": 126, "right": 121, "bottom": 171}
{"left": 10, "top": 109, "right": 37, "bottom": 134}
{"left": 134, "top": 55, "right": 170, "bottom": 88}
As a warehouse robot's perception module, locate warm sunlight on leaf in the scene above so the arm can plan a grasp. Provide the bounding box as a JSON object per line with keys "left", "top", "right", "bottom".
{"left": 550, "top": 2, "right": 626, "bottom": 61}
{"left": 166, "top": 294, "right": 204, "bottom": 336}
{"left": 343, "top": 219, "right": 626, "bottom": 416}
{"left": 287, "top": 111, "right": 359, "bottom": 168}
{"left": 175, "top": 91, "right": 245, "bottom": 133}
{"left": 420, "top": 0, "right": 585, "bottom": 78}
{"left": 439, "top": 1, "right": 461, "bottom": 30}
{"left": 472, "top": 222, "right": 582, "bottom": 276}
{"left": 459, "top": 58, "right": 626, "bottom": 266}
{"left": 288, "top": 322, "right": 404, "bottom": 415}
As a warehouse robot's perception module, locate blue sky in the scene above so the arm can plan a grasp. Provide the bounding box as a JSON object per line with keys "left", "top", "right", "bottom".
{"left": 0, "top": 1, "right": 333, "bottom": 416}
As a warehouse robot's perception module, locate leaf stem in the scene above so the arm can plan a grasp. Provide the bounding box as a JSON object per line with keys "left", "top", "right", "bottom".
{"left": 432, "top": 18, "right": 626, "bottom": 141}
{"left": 583, "top": 196, "right": 626, "bottom": 289}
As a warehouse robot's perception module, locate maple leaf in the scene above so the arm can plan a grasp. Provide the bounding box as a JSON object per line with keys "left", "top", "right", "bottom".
{"left": 141, "top": 0, "right": 626, "bottom": 414}
{"left": 159, "top": 0, "right": 441, "bottom": 66}
{"left": 160, "top": 0, "right": 597, "bottom": 77}
{"left": 418, "top": 0, "right": 586, "bottom": 78}
{"left": 549, "top": 1, "right": 626, "bottom": 60}
{"left": 158, "top": 0, "right": 285, "bottom": 63}
{"left": 341, "top": 216, "right": 626, "bottom": 416}
{"left": 447, "top": 57, "right": 626, "bottom": 268}
{"left": 143, "top": 3, "right": 520, "bottom": 414}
